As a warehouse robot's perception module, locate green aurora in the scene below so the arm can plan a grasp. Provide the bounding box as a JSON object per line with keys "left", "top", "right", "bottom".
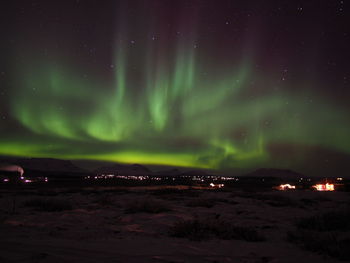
{"left": 2, "top": 49, "right": 349, "bottom": 174}
{"left": 1, "top": 1, "right": 349, "bottom": 176}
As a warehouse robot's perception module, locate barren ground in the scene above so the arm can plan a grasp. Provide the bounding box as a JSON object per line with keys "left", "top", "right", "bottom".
{"left": 1, "top": 186, "right": 349, "bottom": 263}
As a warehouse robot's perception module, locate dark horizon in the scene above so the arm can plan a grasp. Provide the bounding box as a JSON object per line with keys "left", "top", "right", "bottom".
{"left": 1, "top": 155, "right": 350, "bottom": 179}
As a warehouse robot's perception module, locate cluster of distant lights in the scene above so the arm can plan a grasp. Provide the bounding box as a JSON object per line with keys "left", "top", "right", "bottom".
{"left": 84, "top": 174, "right": 159, "bottom": 181}
{"left": 277, "top": 180, "right": 344, "bottom": 192}
{"left": 278, "top": 183, "right": 336, "bottom": 191}
{"left": 209, "top": 183, "right": 225, "bottom": 188}
{"left": 84, "top": 174, "right": 238, "bottom": 182}
{"left": 2, "top": 176, "right": 48, "bottom": 183}
{"left": 1, "top": 173, "right": 344, "bottom": 192}
{"left": 82, "top": 174, "right": 345, "bottom": 191}
{"left": 298, "top": 177, "right": 312, "bottom": 182}
{"left": 189, "top": 176, "right": 237, "bottom": 181}
{"left": 83, "top": 174, "right": 232, "bottom": 188}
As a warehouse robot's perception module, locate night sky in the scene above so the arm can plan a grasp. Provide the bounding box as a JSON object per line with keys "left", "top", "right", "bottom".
{"left": 0, "top": 0, "right": 349, "bottom": 176}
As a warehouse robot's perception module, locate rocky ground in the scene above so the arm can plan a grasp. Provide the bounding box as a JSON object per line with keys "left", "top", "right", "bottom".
{"left": 0, "top": 186, "right": 349, "bottom": 263}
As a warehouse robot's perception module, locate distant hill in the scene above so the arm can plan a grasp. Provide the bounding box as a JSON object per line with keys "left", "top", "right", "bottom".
{"left": 181, "top": 169, "right": 209, "bottom": 177}
{"left": 153, "top": 168, "right": 182, "bottom": 176}
{"left": 244, "top": 168, "right": 304, "bottom": 178}
{"left": 152, "top": 168, "right": 210, "bottom": 177}
{"left": 0, "top": 157, "right": 85, "bottom": 174}
{"left": 95, "top": 163, "right": 151, "bottom": 176}
{"left": 0, "top": 155, "right": 308, "bottom": 180}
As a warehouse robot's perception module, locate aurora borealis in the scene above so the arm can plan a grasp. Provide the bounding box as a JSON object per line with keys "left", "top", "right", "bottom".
{"left": 1, "top": 1, "right": 350, "bottom": 175}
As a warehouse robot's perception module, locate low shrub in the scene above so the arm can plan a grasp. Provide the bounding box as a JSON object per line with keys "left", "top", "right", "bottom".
{"left": 233, "top": 193, "right": 297, "bottom": 207}
{"left": 186, "top": 198, "right": 216, "bottom": 208}
{"left": 124, "top": 198, "right": 171, "bottom": 214}
{"left": 151, "top": 188, "right": 201, "bottom": 200}
{"left": 24, "top": 198, "right": 72, "bottom": 212}
{"left": 288, "top": 230, "right": 350, "bottom": 261}
{"left": 288, "top": 209, "right": 350, "bottom": 261}
{"left": 169, "top": 217, "right": 265, "bottom": 242}
{"left": 151, "top": 188, "right": 186, "bottom": 196}
{"left": 297, "top": 210, "right": 350, "bottom": 231}
{"left": 34, "top": 190, "right": 59, "bottom": 196}
{"left": 94, "top": 194, "right": 114, "bottom": 206}
{"left": 186, "top": 197, "right": 230, "bottom": 208}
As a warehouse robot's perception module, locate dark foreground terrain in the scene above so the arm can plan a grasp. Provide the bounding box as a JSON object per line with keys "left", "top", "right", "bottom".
{"left": 1, "top": 185, "right": 350, "bottom": 263}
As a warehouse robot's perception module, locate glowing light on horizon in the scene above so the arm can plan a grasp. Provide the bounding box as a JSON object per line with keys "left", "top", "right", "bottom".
{"left": 313, "top": 183, "right": 334, "bottom": 191}
{"left": 278, "top": 184, "right": 296, "bottom": 190}
{"left": 210, "top": 183, "right": 224, "bottom": 188}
